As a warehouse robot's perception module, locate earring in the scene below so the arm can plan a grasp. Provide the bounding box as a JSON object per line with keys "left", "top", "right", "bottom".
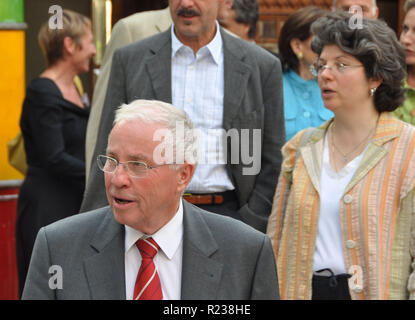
{"left": 297, "top": 52, "right": 303, "bottom": 60}
{"left": 370, "top": 87, "right": 377, "bottom": 96}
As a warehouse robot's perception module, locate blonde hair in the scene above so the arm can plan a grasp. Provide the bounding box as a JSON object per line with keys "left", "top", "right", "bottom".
{"left": 38, "top": 9, "right": 91, "bottom": 67}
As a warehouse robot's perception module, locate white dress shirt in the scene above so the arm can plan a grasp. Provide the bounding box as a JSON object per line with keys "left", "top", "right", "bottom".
{"left": 124, "top": 200, "right": 184, "bottom": 300}
{"left": 171, "top": 22, "right": 235, "bottom": 193}
{"left": 313, "top": 133, "right": 366, "bottom": 275}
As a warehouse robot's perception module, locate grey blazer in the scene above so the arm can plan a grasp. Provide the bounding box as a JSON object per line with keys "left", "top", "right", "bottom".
{"left": 81, "top": 28, "right": 285, "bottom": 232}
{"left": 22, "top": 201, "right": 279, "bottom": 299}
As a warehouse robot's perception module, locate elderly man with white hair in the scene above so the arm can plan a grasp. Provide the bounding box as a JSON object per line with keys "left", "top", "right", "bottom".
{"left": 22, "top": 99, "right": 280, "bottom": 300}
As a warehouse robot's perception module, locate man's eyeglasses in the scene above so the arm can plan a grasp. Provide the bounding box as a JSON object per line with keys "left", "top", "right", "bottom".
{"left": 310, "top": 61, "right": 364, "bottom": 77}
{"left": 97, "top": 155, "right": 168, "bottom": 178}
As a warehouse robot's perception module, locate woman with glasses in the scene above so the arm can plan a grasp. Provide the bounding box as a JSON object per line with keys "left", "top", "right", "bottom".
{"left": 277, "top": 6, "right": 332, "bottom": 141}
{"left": 16, "top": 10, "right": 96, "bottom": 296}
{"left": 267, "top": 12, "right": 415, "bottom": 299}
{"left": 393, "top": 0, "right": 415, "bottom": 125}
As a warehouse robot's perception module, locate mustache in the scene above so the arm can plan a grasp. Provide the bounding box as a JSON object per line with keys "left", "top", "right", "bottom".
{"left": 176, "top": 7, "right": 201, "bottom": 17}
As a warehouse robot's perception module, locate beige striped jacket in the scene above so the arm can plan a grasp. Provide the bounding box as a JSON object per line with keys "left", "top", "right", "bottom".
{"left": 267, "top": 112, "right": 415, "bottom": 299}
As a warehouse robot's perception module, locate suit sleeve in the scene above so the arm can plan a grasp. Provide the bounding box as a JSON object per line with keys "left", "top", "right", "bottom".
{"left": 239, "top": 58, "right": 285, "bottom": 232}
{"left": 80, "top": 50, "right": 127, "bottom": 212}
{"left": 21, "top": 228, "right": 56, "bottom": 300}
{"left": 250, "top": 235, "right": 280, "bottom": 299}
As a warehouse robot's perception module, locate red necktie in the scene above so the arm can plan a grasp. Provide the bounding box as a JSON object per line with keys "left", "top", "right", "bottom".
{"left": 133, "top": 237, "right": 163, "bottom": 300}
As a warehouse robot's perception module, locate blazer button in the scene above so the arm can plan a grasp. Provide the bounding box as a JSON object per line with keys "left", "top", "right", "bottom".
{"left": 344, "top": 194, "right": 353, "bottom": 204}
{"left": 346, "top": 240, "right": 356, "bottom": 249}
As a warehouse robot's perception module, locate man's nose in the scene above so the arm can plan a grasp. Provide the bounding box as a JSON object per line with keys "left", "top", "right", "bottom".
{"left": 110, "top": 163, "right": 130, "bottom": 186}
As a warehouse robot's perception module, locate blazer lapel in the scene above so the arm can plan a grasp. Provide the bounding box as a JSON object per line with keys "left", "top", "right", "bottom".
{"left": 301, "top": 127, "right": 326, "bottom": 195}
{"left": 83, "top": 207, "right": 126, "bottom": 299}
{"left": 181, "top": 202, "right": 223, "bottom": 299}
{"left": 221, "top": 29, "right": 252, "bottom": 130}
{"left": 146, "top": 30, "right": 172, "bottom": 103}
{"left": 344, "top": 113, "right": 399, "bottom": 194}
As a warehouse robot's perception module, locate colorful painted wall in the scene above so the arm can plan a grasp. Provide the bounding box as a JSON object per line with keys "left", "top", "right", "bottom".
{"left": 0, "top": 0, "right": 25, "bottom": 181}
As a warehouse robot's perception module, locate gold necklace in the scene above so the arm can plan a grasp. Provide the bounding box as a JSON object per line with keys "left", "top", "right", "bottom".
{"left": 330, "top": 121, "right": 376, "bottom": 163}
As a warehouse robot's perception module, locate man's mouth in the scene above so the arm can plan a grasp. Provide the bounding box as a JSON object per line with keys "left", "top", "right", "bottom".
{"left": 114, "top": 197, "right": 133, "bottom": 205}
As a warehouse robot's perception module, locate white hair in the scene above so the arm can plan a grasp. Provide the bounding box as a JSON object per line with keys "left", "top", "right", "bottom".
{"left": 332, "top": 0, "right": 377, "bottom": 15}
{"left": 113, "top": 99, "right": 199, "bottom": 167}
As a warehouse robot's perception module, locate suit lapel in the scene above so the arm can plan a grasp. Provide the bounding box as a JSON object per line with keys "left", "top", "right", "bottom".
{"left": 181, "top": 202, "right": 223, "bottom": 299}
{"left": 221, "top": 29, "right": 252, "bottom": 130}
{"left": 83, "top": 207, "right": 126, "bottom": 299}
{"left": 344, "top": 113, "right": 399, "bottom": 194}
{"left": 146, "top": 30, "right": 172, "bottom": 103}
{"left": 301, "top": 132, "right": 325, "bottom": 195}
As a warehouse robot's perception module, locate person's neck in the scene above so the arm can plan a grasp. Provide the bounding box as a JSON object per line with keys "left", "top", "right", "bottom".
{"left": 407, "top": 65, "right": 415, "bottom": 88}
{"left": 174, "top": 24, "right": 217, "bottom": 55}
{"left": 331, "top": 107, "right": 380, "bottom": 147}
{"left": 40, "top": 60, "right": 77, "bottom": 87}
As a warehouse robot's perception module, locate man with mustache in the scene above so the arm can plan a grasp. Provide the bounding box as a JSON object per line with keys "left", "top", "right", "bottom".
{"left": 85, "top": 1, "right": 239, "bottom": 180}
{"left": 81, "top": 0, "right": 285, "bottom": 233}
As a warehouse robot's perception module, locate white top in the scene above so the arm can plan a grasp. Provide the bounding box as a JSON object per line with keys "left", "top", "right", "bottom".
{"left": 313, "top": 133, "right": 366, "bottom": 275}
{"left": 124, "top": 199, "right": 184, "bottom": 300}
{"left": 171, "top": 22, "right": 235, "bottom": 193}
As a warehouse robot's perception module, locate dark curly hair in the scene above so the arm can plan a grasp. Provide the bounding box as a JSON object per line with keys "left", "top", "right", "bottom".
{"left": 278, "top": 6, "right": 327, "bottom": 73}
{"left": 310, "top": 11, "right": 406, "bottom": 112}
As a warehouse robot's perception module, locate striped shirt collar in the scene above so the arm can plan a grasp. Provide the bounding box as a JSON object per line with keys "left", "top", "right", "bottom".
{"left": 171, "top": 21, "right": 223, "bottom": 65}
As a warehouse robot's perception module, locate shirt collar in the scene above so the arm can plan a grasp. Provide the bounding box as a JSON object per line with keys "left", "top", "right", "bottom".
{"left": 124, "top": 199, "right": 184, "bottom": 260}
{"left": 171, "top": 21, "right": 223, "bottom": 65}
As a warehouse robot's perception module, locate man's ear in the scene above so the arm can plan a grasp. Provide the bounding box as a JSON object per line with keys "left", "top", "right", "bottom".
{"left": 223, "top": 0, "right": 233, "bottom": 9}
{"left": 176, "top": 163, "right": 195, "bottom": 194}
{"left": 373, "top": 6, "right": 379, "bottom": 19}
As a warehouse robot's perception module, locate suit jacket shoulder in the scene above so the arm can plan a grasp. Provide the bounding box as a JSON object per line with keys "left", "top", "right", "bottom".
{"left": 181, "top": 201, "right": 279, "bottom": 299}
{"left": 221, "top": 28, "right": 281, "bottom": 69}
{"left": 22, "top": 207, "right": 125, "bottom": 300}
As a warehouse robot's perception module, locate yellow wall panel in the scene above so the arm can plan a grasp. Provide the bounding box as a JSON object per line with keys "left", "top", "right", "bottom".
{"left": 0, "top": 30, "right": 25, "bottom": 180}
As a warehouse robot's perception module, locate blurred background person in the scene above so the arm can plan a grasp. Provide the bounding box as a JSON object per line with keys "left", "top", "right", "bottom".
{"left": 218, "top": 0, "right": 259, "bottom": 41}
{"left": 278, "top": 6, "right": 332, "bottom": 141}
{"left": 16, "top": 9, "right": 96, "bottom": 296}
{"left": 84, "top": 7, "right": 172, "bottom": 179}
{"left": 393, "top": 0, "right": 415, "bottom": 125}
{"left": 332, "top": 0, "right": 379, "bottom": 19}
{"left": 267, "top": 12, "right": 415, "bottom": 299}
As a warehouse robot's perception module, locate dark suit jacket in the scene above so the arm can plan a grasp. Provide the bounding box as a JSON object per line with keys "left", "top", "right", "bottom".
{"left": 81, "top": 28, "right": 285, "bottom": 232}
{"left": 22, "top": 201, "right": 279, "bottom": 299}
